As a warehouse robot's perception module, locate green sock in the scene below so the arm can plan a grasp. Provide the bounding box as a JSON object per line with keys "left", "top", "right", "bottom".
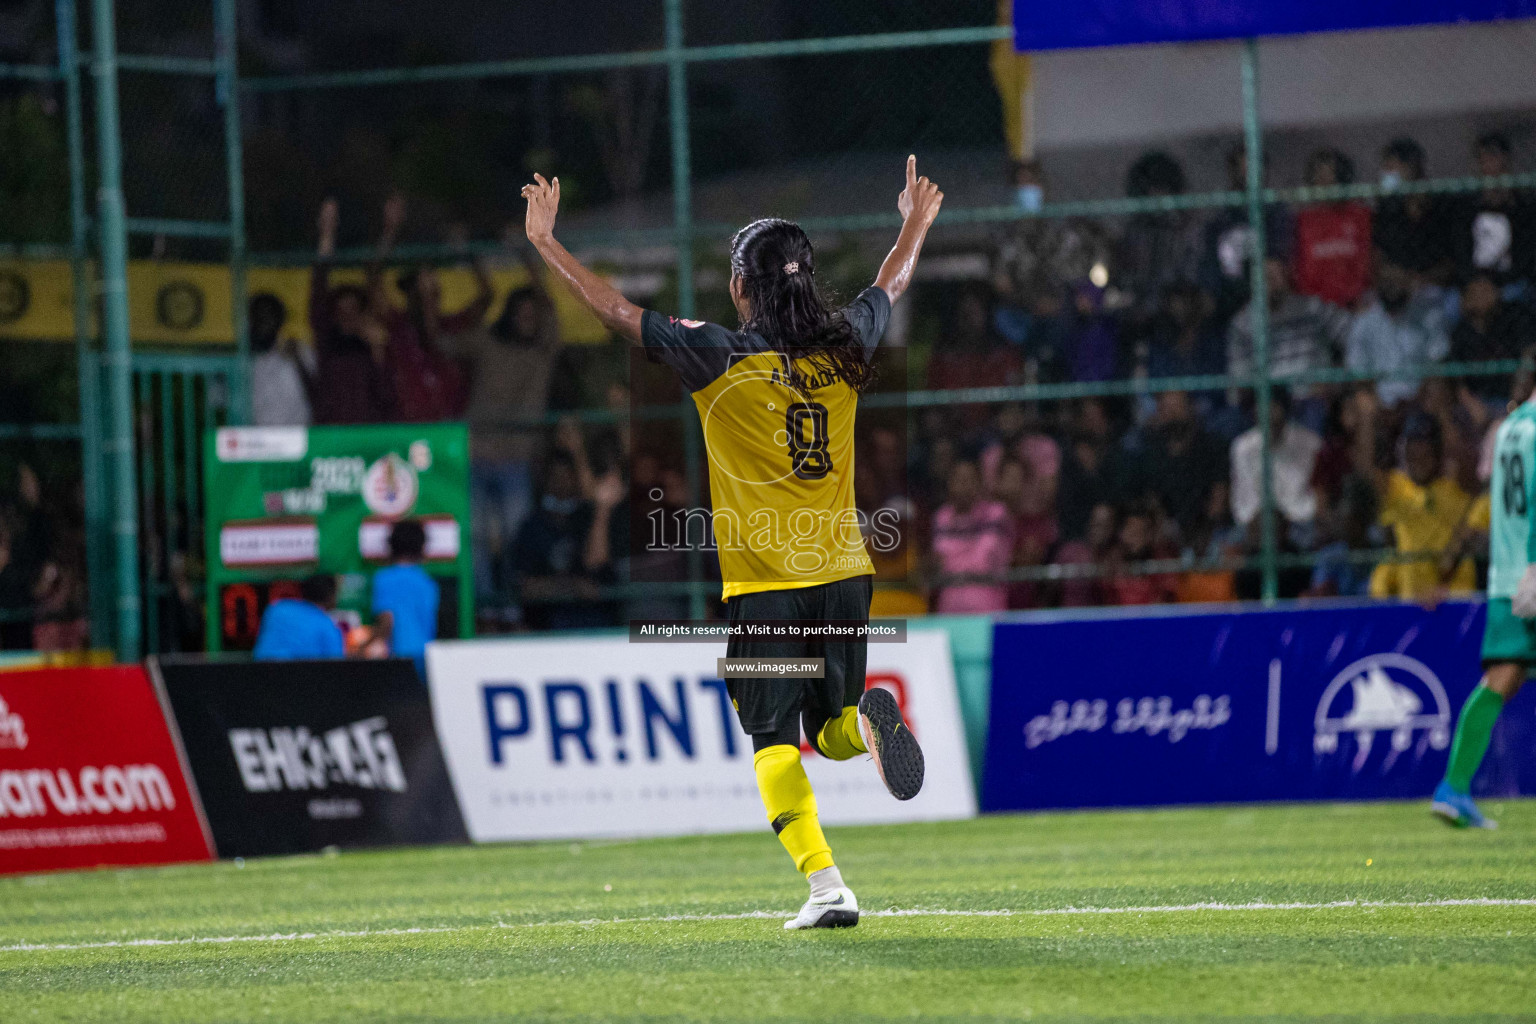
{"left": 1444, "top": 684, "right": 1505, "bottom": 793}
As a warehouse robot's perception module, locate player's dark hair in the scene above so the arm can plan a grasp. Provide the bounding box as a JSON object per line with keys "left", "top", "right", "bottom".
{"left": 388, "top": 519, "right": 427, "bottom": 561}
{"left": 729, "top": 218, "right": 875, "bottom": 394}
{"left": 300, "top": 573, "right": 337, "bottom": 607}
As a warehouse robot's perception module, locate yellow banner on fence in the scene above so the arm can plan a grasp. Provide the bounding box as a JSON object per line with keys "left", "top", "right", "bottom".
{"left": 0, "top": 259, "right": 610, "bottom": 346}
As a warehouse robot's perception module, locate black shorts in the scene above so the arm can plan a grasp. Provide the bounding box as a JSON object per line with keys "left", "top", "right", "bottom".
{"left": 724, "top": 574, "right": 872, "bottom": 738}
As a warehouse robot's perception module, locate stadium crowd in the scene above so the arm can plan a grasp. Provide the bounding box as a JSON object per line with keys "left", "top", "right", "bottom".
{"left": 913, "top": 133, "right": 1533, "bottom": 613}
{"left": 3, "top": 131, "right": 1535, "bottom": 647}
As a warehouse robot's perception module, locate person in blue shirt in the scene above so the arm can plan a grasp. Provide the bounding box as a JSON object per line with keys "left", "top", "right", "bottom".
{"left": 371, "top": 520, "right": 440, "bottom": 680}
{"left": 253, "top": 575, "right": 345, "bottom": 660}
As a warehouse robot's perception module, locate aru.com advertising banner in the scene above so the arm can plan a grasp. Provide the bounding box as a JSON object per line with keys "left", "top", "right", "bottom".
{"left": 983, "top": 601, "right": 1536, "bottom": 811}
{"left": 0, "top": 667, "right": 212, "bottom": 875}
{"left": 426, "top": 631, "right": 975, "bottom": 842}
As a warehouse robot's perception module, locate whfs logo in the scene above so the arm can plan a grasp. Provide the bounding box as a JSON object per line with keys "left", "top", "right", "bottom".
{"left": 0, "top": 695, "right": 25, "bottom": 750}
{"left": 1313, "top": 653, "right": 1451, "bottom": 772}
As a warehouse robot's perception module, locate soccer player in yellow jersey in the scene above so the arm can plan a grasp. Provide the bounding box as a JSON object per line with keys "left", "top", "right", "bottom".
{"left": 523, "top": 156, "right": 943, "bottom": 929}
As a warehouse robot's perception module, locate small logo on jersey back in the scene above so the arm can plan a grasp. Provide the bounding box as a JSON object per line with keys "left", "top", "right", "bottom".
{"left": 669, "top": 317, "right": 706, "bottom": 328}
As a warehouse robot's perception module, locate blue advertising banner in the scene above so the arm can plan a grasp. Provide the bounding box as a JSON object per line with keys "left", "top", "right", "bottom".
{"left": 982, "top": 601, "right": 1536, "bottom": 812}
{"left": 1013, "top": 0, "right": 1536, "bottom": 51}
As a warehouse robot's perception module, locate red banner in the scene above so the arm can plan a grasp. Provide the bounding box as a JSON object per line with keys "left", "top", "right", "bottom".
{"left": 0, "top": 666, "right": 213, "bottom": 875}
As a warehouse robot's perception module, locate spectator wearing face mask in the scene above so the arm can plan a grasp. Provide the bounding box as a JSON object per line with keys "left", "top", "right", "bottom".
{"left": 1346, "top": 260, "right": 1451, "bottom": 408}
{"left": 991, "top": 158, "right": 1113, "bottom": 311}
{"left": 1455, "top": 131, "right": 1535, "bottom": 289}
{"left": 1292, "top": 148, "right": 1373, "bottom": 309}
{"left": 1373, "top": 137, "right": 1458, "bottom": 285}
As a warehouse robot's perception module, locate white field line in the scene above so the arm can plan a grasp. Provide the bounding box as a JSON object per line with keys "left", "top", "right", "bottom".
{"left": 3, "top": 897, "right": 1533, "bottom": 954}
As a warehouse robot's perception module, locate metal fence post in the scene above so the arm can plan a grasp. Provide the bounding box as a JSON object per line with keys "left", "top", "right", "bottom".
{"left": 664, "top": 0, "right": 694, "bottom": 319}
{"left": 1241, "top": 38, "right": 1278, "bottom": 604}
{"left": 215, "top": 0, "right": 249, "bottom": 424}
{"left": 665, "top": 0, "right": 707, "bottom": 620}
{"left": 89, "top": 0, "right": 141, "bottom": 659}
{"left": 55, "top": 0, "right": 113, "bottom": 649}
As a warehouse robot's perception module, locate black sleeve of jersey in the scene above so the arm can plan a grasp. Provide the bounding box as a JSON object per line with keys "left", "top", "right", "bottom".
{"left": 641, "top": 310, "right": 738, "bottom": 392}
{"left": 843, "top": 286, "right": 893, "bottom": 362}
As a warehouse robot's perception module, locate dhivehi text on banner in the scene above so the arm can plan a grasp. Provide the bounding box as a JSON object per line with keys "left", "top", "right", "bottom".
{"left": 202, "top": 424, "right": 472, "bottom": 652}
{"left": 1013, "top": 0, "right": 1536, "bottom": 51}
{"left": 982, "top": 601, "right": 1536, "bottom": 811}
{"left": 425, "top": 630, "right": 976, "bottom": 842}
{"left": 153, "top": 657, "right": 469, "bottom": 858}
{"left": 0, "top": 666, "right": 213, "bottom": 875}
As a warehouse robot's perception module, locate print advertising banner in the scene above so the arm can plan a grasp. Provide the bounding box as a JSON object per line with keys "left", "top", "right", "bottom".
{"left": 425, "top": 630, "right": 975, "bottom": 842}
{"left": 983, "top": 601, "right": 1536, "bottom": 811}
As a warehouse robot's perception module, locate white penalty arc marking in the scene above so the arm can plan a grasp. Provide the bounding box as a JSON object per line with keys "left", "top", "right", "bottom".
{"left": 3, "top": 897, "right": 1534, "bottom": 953}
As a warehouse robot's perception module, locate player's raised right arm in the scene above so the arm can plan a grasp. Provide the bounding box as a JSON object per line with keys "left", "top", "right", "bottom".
{"left": 522, "top": 174, "right": 643, "bottom": 344}
{"left": 874, "top": 154, "right": 943, "bottom": 305}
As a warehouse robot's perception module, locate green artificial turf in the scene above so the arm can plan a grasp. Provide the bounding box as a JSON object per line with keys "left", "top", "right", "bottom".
{"left": 2, "top": 800, "right": 1534, "bottom": 1022}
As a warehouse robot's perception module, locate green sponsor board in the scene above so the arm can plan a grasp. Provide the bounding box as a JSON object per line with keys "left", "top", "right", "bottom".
{"left": 203, "top": 424, "right": 473, "bottom": 652}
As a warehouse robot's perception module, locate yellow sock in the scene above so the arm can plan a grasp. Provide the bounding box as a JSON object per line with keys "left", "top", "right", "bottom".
{"left": 753, "top": 744, "right": 834, "bottom": 875}
{"left": 815, "top": 706, "right": 867, "bottom": 761}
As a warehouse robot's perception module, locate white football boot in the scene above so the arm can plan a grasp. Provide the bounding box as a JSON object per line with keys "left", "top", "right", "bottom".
{"left": 783, "top": 886, "right": 860, "bottom": 930}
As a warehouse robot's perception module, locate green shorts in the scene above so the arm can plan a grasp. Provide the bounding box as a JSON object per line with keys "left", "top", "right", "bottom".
{"left": 1481, "top": 598, "right": 1536, "bottom": 666}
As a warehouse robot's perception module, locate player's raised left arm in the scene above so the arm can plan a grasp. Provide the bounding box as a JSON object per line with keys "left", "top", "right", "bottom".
{"left": 874, "top": 154, "right": 943, "bottom": 305}
{"left": 522, "top": 174, "right": 643, "bottom": 343}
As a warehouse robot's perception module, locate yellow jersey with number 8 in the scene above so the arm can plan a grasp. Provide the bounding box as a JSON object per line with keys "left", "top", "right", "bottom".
{"left": 641, "top": 288, "right": 891, "bottom": 599}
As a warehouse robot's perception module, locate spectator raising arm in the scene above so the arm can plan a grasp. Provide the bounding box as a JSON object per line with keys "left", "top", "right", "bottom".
{"left": 584, "top": 468, "right": 626, "bottom": 574}
{"left": 364, "top": 191, "right": 407, "bottom": 319}
{"left": 523, "top": 174, "right": 643, "bottom": 342}
{"left": 309, "top": 198, "right": 339, "bottom": 338}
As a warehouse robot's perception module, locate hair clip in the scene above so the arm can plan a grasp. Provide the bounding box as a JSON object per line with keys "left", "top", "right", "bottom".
{"left": 783, "top": 261, "right": 800, "bottom": 275}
